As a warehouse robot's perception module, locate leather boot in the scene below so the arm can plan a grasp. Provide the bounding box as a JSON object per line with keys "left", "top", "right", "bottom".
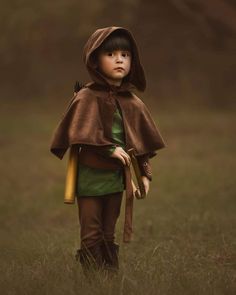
{"left": 101, "top": 240, "right": 119, "bottom": 274}
{"left": 75, "top": 242, "right": 104, "bottom": 275}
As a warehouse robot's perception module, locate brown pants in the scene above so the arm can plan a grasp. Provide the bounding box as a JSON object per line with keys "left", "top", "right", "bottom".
{"left": 77, "top": 191, "right": 123, "bottom": 249}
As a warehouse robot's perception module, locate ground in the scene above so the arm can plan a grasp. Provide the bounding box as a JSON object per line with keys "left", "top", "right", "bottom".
{"left": 0, "top": 99, "right": 235, "bottom": 295}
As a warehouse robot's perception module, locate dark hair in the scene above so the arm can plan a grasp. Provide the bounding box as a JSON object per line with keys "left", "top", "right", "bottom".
{"left": 98, "top": 31, "right": 132, "bottom": 53}
{"left": 91, "top": 31, "right": 132, "bottom": 66}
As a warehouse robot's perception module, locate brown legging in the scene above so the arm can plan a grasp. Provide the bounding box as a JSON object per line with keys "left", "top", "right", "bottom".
{"left": 77, "top": 191, "right": 123, "bottom": 249}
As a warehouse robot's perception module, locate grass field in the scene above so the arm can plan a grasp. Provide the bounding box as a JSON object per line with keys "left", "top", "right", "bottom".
{"left": 0, "top": 98, "right": 235, "bottom": 295}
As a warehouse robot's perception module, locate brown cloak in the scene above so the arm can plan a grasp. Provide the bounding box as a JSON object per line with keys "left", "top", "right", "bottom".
{"left": 50, "top": 26, "right": 167, "bottom": 242}
{"left": 50, "top": 27, "right": 166, "bottom": 160}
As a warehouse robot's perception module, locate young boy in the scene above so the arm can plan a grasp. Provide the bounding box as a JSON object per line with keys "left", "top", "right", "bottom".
{"left": 50, "top": 26, "right": 166, "bottom": 275}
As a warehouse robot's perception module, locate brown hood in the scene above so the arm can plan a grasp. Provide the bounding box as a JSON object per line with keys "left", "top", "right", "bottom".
{"left": 83, "top": 26, "right": 146, "bottom": 92}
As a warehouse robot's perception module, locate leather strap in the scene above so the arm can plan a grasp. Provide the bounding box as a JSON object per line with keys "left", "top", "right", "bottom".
{"left": 79, "top": 147, "right": 121, "bottom": 170}
{"left": 123, "top": 165, "right": 134, "bottom": 242}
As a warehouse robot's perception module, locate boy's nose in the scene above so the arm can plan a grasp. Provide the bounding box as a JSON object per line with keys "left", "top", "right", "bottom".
{"left": 116, "top": 54, "right": 123, "bottom": 63}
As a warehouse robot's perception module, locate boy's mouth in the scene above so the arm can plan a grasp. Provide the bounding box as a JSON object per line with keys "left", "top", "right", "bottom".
{"left": 114, "top": 67, "right": 124, "bottom": 71}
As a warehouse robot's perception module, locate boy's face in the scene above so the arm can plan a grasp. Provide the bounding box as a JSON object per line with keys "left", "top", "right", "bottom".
{"left": 97, "top": 49, "right": 131, "bottom": 86}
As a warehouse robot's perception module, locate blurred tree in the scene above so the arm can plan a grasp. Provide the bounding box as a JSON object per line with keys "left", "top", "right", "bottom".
{"left": 1, "top": 0, "right": 235, "bottom": 107}
{"left": 170, "top": 0, "right": 236, "bottom": 35}
{"left": 133, "top": 0, "right": 236, "bottom": 106}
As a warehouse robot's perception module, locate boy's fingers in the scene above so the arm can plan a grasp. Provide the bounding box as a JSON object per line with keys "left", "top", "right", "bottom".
{"left": 120, "top": 154, "right": 131, "bottom": 166}
{"left": 118, "top": 155, "right": 126, "bottom": 165}
{"left": 126, "top": 156, "right": 131, "bottom": 166}
{"left": 114, "top": 147, "right": 131, "bottom": 166}
{"left": 120, "top": 151, "right": 131, "bottom": 165}
{"left": 121, "top": 153, "right": 130, "bottom": 165}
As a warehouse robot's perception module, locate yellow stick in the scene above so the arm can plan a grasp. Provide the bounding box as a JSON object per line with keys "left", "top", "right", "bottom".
{"left": 64, "top": 145, "right": 79, "bottom": 204}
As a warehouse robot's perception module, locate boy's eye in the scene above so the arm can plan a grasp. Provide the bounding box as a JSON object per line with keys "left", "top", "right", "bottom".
{"left": 106, "top": 51, "right": 130, "bottom": 57}
{"left": 122, "top": 52, "right": 129, "bottom": 57}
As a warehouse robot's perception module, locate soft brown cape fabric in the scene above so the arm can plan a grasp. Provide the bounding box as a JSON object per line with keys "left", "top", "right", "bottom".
{"left": 50, "top": 26, "right": 166, "bottom": 159}
{"left": 50, "top": 26, "right": 166, "bottom": 242}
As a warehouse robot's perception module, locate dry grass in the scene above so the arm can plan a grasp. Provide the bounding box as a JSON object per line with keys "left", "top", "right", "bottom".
{"left": 0, "top": 99, "right": 235, "bottom": 295}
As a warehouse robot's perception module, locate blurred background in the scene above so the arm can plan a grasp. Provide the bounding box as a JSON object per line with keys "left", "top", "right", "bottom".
{"left": 1, "top": 0, "right": 236, "bottom": 107}
{"left": 1, "top": 1, "right": 236, "bottom": 294}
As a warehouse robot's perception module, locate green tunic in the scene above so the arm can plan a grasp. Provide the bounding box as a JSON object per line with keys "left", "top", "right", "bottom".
{"left": 77, "top": 106, "right": 125, "bottom": 196}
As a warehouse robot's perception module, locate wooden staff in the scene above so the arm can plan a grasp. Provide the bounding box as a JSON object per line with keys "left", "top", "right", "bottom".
{"left": 127, "top": 148, "right": 146, "bottom": 199}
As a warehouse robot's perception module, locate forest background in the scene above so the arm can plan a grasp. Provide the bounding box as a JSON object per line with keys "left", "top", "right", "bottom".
{"left": 1, "top": 1, "right": 235, "bottom": 294}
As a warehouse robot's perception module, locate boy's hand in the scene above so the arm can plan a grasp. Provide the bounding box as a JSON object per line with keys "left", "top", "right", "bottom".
{"left": 141, "top": 175, "right": 150, "bottom": 195}
{"left": 110, "top": 146, "right": 131, "bottom": 166}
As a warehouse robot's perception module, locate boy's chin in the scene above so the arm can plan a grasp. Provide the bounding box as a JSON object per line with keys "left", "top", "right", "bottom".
{"left": 104, "top": 76, "right": 124, "bottom": 85}
{"left": 111, "top": 74, "right": 128, "bottom": 81}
